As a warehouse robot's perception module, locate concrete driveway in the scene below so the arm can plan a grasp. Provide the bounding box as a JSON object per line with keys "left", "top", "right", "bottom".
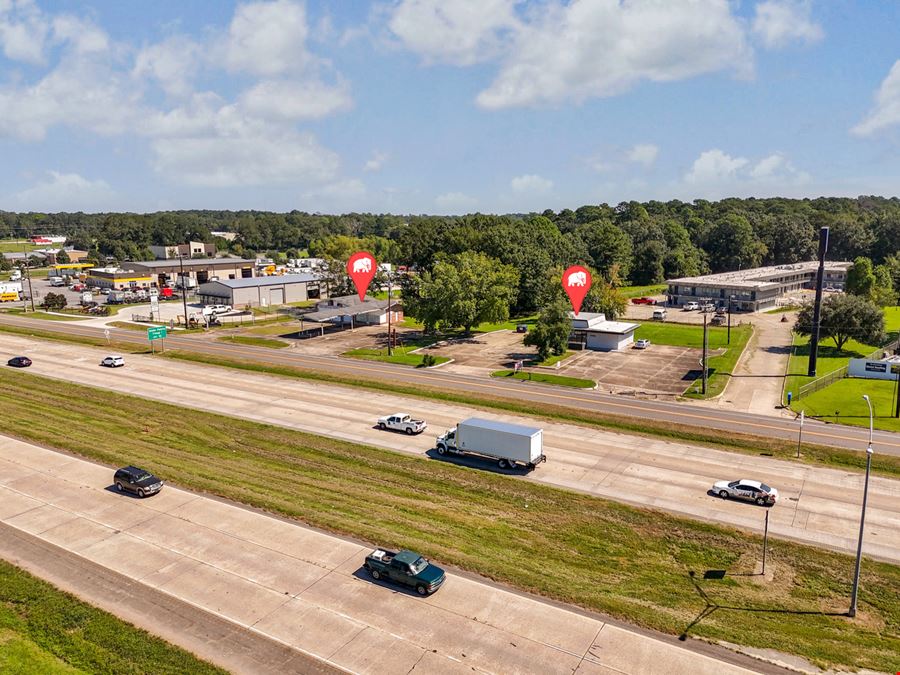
{"left": 0, "top": 437, "right": 757, "bottom": 675}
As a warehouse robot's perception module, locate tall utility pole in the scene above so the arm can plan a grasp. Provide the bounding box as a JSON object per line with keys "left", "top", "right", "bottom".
{"left": 727, "top": 294, "right": 734, "bottom": 344}
{"left": 386, "top": 271, "right": 393, "bottom": 357}
{"left": 849, "top": 395, "right": 875, "bottom": 617}
{"left": 702, "top": 312, "right": 709, "bottom": 395}
{"left": 21, "top": 235, "right": 35, "bottom": 312}
{"left": 179, "top": 254, "right": 189, "bottom": 328}
{"left": 807, "top": 226, "right": 829, "bottom": 377}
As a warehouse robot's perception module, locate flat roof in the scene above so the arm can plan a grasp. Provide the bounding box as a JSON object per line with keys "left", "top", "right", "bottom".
{"left": 668, "top": 261, "right": 851, "bottom": 290}
{"left": 200, "top": 274, "right": 319, "bottom": 289}
{"left": 134, "top": 258, "right": 256, "bottom": 268}
{"left": 459, "top": 417, "right": 542, "bottom": 437}
{"left": 303, "top": 298, "right": 398, "bottom": 321}
{"left": 585, "top": 320, "right": 639, "bottom": 335}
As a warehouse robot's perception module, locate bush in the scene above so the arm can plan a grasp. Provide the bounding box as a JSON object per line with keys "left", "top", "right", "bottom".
{"left": 419, "top": 354, "right": 437, "bottom": 368}
{"left": 40, "top": 292, "right": 67, "bottom": 310}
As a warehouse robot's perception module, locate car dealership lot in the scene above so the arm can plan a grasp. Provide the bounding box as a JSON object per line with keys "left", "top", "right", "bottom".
{"left": 3, "top": 333, "right": 899, "bottom": 564}
{"left": 0, "top": 436, "right": 757, "bottom": 675}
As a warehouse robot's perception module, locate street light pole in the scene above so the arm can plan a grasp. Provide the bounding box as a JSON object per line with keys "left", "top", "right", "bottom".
{"left": 179, "top": 254, "right": 189, "bottom": 328}
{"left": 727, "top": 294, "right": 734, "bottom": 345}
{"left": 849, "top": 395, "right": 875, "bottom": 617}
{"left": 386, "top": 271, "right": 393, "bottom": 357}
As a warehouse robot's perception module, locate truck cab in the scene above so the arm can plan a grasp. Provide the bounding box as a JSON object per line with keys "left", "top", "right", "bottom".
{"left": 364, "top": 549, "right": 445, "bottom": 596}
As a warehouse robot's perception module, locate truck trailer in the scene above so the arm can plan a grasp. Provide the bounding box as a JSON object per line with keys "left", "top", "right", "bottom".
{"left": 436, "top": 417, "right": 545, "bottom": 470}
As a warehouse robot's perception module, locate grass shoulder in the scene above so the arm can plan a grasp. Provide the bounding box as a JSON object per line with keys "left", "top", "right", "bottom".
{"left": 491, "top": 369, "right": 594, "bottom": 388}
{"left": 0, "top": 369, "right": 897, "bottom": 672}
{"left": 217, "top": 335, "right": 290, "bottom": 349}
{"left": 345, "top": 346, "right": 449, "bottom": 367}
{"left": 1, "top": 309, "right": 88, "bottom": 322}
{"left": 0, "top": 558, "right": 225, "bottom": 674}
{"left": 794, "top": 378, "right": 900, "bottom": 432}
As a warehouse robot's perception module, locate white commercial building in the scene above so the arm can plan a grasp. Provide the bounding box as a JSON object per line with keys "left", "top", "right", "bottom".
{"left": 569, "top": 312, "right": 639, "bottom": 351}
{"left": 666, "top": 261, "right": 852, "bottom": 312}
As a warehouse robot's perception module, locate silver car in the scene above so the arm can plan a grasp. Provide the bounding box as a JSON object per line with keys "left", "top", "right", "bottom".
{"left": 712, "top": 479, "right": 778, "bottom": 506}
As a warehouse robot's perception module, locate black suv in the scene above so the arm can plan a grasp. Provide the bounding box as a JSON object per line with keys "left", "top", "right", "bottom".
{"left": 113, "top": 466, "right": 164, "bottom": 498}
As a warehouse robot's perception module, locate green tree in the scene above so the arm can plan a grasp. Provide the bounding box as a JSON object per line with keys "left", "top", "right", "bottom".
{"left": 794, "top": 294, "right": 885, "bottom": 351}
{"left": 846, "top": 256, "right": 876, "bottom": 298}
{"left": 631, "top": 240, "right": 666, "bottom": 284}
{"left": 873, "top": 264, "right": 898, "bottom": 307}
{"left": 574, "top": 220, "right": 632, "bottom": 281}
{"left": 40, "top": 292, "right": 67, "bottom": 310}
{"left": 402, "top": 252, "right": 519, "bottom": 334}
{"left": 582, "top": 277, "right": 627, "bottom": 320}
{"left": 55, "top": 249, "right": 71, "bottom": 264}
{"left": 704, "top": 214, "right": 766, "bottom": 272}
{"left": 524, "top": 298, "right": 571, "bottom": 361}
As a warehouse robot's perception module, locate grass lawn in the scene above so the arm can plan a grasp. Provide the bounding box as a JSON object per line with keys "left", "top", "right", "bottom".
{"left": 491, "top": 369, "right": 594, "bottom": 388}
{"left": 0, "top": 309, "right": 87, "bottom": 321}
{"left": 217, "top": 335, "right": 290, "bottom": 349}
{"left": 885, "top": 305, "right": 900, "bottom": 334}
{"left": 784, "top": 334, "right": 880, "bottom": 405}
{"left": 794, "top": 378, "right": 900, "bottom": 432}
{"left": 618, "top": 283, "right": 666, "bottom": 299}
{"left": 0, "top": 370, "right": 898, "bottom": 671}
{"left": 534, "top": 350, "right": 574, "bottom": 367}
{"left": 243, "top": 323, "right": 301, "bottom": 336}
{"left": 0, "top": 559, "right": 225, "bottom": 674}
{"left": 344, "top": 345, "right": 449, "bottom": 367}
{"left": 0, "top": 240, "right": 42, "bottom": 253}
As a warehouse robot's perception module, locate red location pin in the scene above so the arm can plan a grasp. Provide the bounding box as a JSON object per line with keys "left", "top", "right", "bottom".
{"left": 347, "top": 251, "right": 377, "bottom": 301}
{"left": 562, "top": 265, "right": 591, "bottom": 316}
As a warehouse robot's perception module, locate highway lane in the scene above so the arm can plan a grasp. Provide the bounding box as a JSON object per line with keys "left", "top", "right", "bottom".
{"left": 0, "top": 436, "right": 767, "bottom": 675}
{"left": 4, "top": 333, "right": 900, "bottom": 563}
{"left": 2, "top": 313, "right": 898, "bottom": 455}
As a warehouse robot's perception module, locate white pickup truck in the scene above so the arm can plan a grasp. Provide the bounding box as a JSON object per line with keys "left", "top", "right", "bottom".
{"left": 377, "top": 413, "right": 427, "bottom": 435}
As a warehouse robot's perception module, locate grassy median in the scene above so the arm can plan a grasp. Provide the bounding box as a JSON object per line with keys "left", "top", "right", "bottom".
{"left": 0, "top": 370, "right": 897, "bottom": 671}
{"left": 0, "top": 559, "right": 225, "bottom": 675}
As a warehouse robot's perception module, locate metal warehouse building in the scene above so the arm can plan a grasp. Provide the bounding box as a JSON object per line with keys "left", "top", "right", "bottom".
{"left": 197, "top": 274, "right": 324, "bottom": 308}
{"left": 131, "top": 258, "right": 257, "bottom": 287}
{"left": 666, "top": 261, "right": 852, "bottom": 312}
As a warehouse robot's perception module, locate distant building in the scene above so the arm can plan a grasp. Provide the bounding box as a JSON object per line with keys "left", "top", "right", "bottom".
{"left": 569, "top": 312, "right": 639, "bottom": 351}
{"left": 197, "top": 274, "right": 324, "bottom": 308}
{"left": 86, "top": 267, "right": 154, "bottom": 290}
{"left": 30, "top": 235, "right": 66, "bottom": 245}
{"left": 149, "top": 241, "right": 216, "bottom": 259}
{"left": 210, "top": 231, "right": 238, "bottom": 242}
{"left": 666, "top": 261, "right": 852, "bottom": 312}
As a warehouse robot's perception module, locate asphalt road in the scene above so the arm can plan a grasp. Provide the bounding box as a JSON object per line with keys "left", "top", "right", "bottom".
{"left": 1, "top": 312, "right": 898, "bottom": 456}
{"left": 4, "top": 333, "right": 899, "bottom": 563}
{"left": 0, "top": 437, "right": 773, "bottom": 675}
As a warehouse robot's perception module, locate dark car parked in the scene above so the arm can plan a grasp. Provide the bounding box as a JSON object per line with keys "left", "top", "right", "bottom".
{"left": 7, "top": 356, "right": 32, "bottom": 368}
{"left": 113, "top": 466, "right": 164, "bottom": 498}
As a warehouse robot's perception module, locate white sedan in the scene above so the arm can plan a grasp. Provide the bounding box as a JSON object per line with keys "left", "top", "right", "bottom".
{"left": 634, "top": 339, "right": 651, "bottom": 349}
{"left": 712, "top": 479, "right": 778, "bottom": 506}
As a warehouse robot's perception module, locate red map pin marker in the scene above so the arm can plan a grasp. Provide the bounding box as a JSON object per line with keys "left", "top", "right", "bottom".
{"left": 347, "top": 251, "right": 377, "bottom": 301}
{"left": 562, "top": 265, "right": 591, "bottom": 316}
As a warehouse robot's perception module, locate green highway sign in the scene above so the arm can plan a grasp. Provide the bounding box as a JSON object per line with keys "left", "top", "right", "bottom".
{"left": 147, "top": 326, "right": 167, "bottom": 341}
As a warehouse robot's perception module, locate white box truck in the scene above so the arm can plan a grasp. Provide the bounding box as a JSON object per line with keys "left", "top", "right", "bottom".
{"left": 435, "top": 418, "right": 546, "bottom": 470}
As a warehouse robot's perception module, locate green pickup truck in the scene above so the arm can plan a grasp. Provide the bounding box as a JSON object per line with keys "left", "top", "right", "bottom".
{"left": 364, "top": 549, "right": 446, "bottom": 596}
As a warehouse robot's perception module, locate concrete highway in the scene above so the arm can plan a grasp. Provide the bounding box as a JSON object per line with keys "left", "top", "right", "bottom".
{"left": 1, "top": 313, "right": 898, "bottom": 456}
{"left": 0, "top": 437, "right": 772, "bottom": 675}
{"left": 4, "top": 333, "right": 900, "bottom": 563}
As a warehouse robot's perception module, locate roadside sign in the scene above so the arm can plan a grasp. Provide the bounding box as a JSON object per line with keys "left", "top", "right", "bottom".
{"left": 150, "top": 296, "right": 159, "bottom": 318}
{"left": 147, "top": 326, "right": 167, "bottom": 341}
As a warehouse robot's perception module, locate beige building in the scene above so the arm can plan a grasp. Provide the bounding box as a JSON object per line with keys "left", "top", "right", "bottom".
{"left": 666, "top": 261, "right": 852, "bottom": 312}
{"left": 149, "top": 241, "right": 217, "bottom": 259}
{"left": 131, "top": 258, "right": 256, "bottom": 287}
{"left": 86, "top": 267, "right": 154, "bottom": 290}
{"left": 197, "top": 274, "right": 324, "bottom": 308}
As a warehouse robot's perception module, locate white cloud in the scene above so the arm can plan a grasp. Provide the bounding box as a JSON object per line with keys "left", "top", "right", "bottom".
{"left": 0, "top": 0, "right": 48, "bottom": 64}
{"left": 133, "top": 35, "right": 202, "bottom": 97}
{"left": 510, "top": 174, "right": 553, "bottom": 193}
{"left": 435, "top": 191, "right": 477, "bottom": 212}
{"left": 238, "top": 78, "right": 352, "bottom": 121}
{"left": 222, "top": 0, "right": 313, "bottom": 76}
{"left": 752, "top": 0, "right": 823, "bottom": 50}
{"left": 7, "top": 171, "right": 115, "bottom": 212}
{"left": 303, "top": 178, "right": 366, "bottom": 199}
{"left": 685, "top": 149, "right": 749, "bottom": 184}
{"left": 682, "top": 149, "right": 810, "bottom": 197}
{"left": 151, "top": 126, "right": 339, "bottom": 187}
{"left": 627, "top": 143, "right": 659, "bottom": 167}
{"left": 852, "top": 61, "right": 900, "bottom": 138}
{"left": 388, "top": 0, "right": 519, "bottom": 66}
{"left": 363, "top": 151, "right": 388, "bottom": 172}
{"left": 51, "top": 14, "right": 109, "bottom": 54}
{"left": 476, "top": 0, "right": 751, "bottom": 109}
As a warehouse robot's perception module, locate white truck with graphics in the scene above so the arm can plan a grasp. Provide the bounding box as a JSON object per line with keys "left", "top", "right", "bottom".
{"left": 436, "top": 417, "right": 545, "bottom": 470}
{"left": 377, "top": 413, "right": 427, "bottom": 435}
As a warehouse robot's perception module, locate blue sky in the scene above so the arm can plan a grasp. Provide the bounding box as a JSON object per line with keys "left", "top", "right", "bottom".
{"left": 1, "top": 0, "right": 900, "bottom": 214}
